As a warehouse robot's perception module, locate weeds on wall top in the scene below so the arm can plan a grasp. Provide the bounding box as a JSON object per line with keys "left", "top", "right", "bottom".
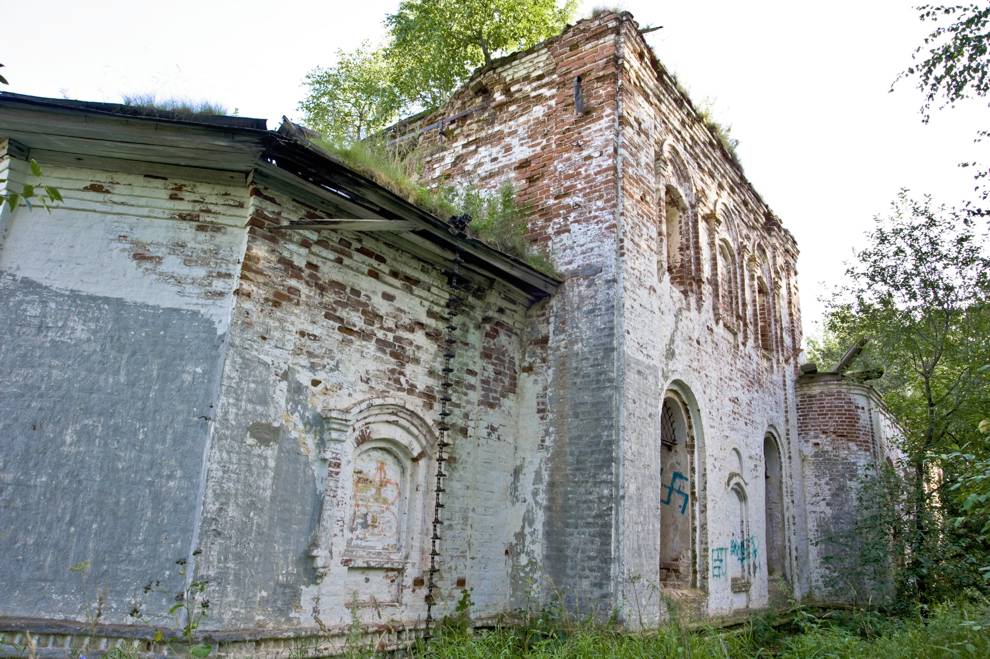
{"left": 696, "top": 102, "right": 742, "bottom": 169}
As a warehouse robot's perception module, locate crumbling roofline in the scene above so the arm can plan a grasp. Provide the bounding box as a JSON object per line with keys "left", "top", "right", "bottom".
{"left": 264, "top": 128, "right": 560, "bottom": 298}
{"left": 384, "top": 10, "right": 798, "bottom": 251}
{"left": 0, "top": 92, "right": 559, "bottom": 300}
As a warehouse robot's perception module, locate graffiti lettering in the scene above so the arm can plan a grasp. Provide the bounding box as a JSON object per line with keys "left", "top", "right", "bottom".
{"left": 660, "top": 471, "right": 690, "bottom": 515}
{"left": 729, "top": 534, "right": 758, "bottom": 566}
{"left": 712, "top": 547, "right": 728, "bottom": 578}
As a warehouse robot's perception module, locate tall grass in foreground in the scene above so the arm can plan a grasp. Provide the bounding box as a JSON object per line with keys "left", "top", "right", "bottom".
{"left": 408, "top": 598, "right": 990, "bottom": 658}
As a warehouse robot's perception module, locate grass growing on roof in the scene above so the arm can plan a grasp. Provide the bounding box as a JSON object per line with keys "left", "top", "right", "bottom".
{"left": 121, "top": 94, "right": 230, "bottom": 117}
{"left": 315, "top": 138, "right": 558, "bottom": 276}
{"left": 316, "top": 138, "right": 458, "bottom": 220}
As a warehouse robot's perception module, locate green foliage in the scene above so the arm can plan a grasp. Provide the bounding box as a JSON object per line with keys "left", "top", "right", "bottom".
{"left": 318, "top": 138, "right": 454, "bottom": 218}
{"left": 386, "top": 0, "right": 575, "bottom": 108}
{"left": 121, "top": 94, "right": 230, "bottom": 117}
{"left": 129, "top": 550, "right": 213, "bottom": 657}
{"left": 437, "top": 588, "right": 474, "bottom": 636}
{"left": 456, "top": 183, "right": 544, "bottom": 266}
{"left": 814, "top": 190, "right": 990, "bottom": 599}
{"left": 900, "top": 4, "right": 990, "bottom": 207}
{"left": 818, "top": 465, "right": 909, "bottom": 605}
{"left": 591, "top": 6, "right": 624, "bottom": 19}
{"left": 0, "top": 68, "right": 63, "bottom": 213}
{"left": 300, "top": 0, "right": 576, "bottom": 141}
{"left": 414, "top": 599, "right": 990, "bottom": 658}
{"left": 300, "top": 44, "right": 403, "bottom": 142}
{"left": 901, "top": 4, "right": 990, "bottom": 122}
{"left": 1, "top": 157, "right": 63, "bottom": 212}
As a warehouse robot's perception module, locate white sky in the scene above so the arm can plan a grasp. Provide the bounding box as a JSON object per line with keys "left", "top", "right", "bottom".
{"left": 4, "top": 0, "right": 985, "bottom": 337}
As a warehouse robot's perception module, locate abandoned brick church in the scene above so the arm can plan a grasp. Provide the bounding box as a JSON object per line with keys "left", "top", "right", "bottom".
{"left": 0, "top": 11, "right": 900, "bottom": 655}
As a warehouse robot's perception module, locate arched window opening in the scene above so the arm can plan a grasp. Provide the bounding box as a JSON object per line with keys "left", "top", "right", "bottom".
{"left": 763, "top": 434, "right": 786, "bottom": 579}
{"left": 663, "top": 187, "right": 688, "bottom": 286}
{"left": 729, "top": 482, "right": 753, "bottom": 592}
{"left": 756, "top": 277, "right": 772, "bottom": 352}
{"left": 660, "top": 396, "right": 694, "bottom": 588}
{"left": 718, "top": 242, "right": 737, "bottom": 326}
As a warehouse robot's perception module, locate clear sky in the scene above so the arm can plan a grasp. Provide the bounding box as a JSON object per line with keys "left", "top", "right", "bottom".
{"left": 4, "top": 0, "right": 984, "bottom": 339}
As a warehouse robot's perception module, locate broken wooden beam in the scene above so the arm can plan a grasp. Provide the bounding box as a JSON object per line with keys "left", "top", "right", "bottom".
{"left": 834, "top": 337, "right": 869, "bottom": 374}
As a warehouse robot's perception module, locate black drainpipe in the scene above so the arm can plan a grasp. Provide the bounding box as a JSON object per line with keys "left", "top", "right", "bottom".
{"left": 423, "top": 215, "right": 471, "bottom": 640}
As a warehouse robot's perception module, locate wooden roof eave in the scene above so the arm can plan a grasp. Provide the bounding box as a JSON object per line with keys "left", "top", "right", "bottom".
{"left": 0, "top": 93, "right": 560, "bottom": 302}
{"left": 259, "top": 135, "right": 561, "bottom": 303}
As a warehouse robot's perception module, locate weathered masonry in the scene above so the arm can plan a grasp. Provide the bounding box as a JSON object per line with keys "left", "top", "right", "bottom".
{"left": 393, "top": 10, "right": 903, "bottom": 622}
{"left": 0, "top": 94, "right": 557, "bottom": 655}
{"left": 0, "top": 10, "right": 900, "bottom": 657}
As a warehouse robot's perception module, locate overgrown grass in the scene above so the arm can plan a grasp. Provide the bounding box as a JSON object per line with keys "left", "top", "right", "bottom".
{"left": 402, "top": 598, "right": 990, "bottom": 658}
{"left": 318, "top": 139, "right": 457, "bottom": 220}
{"left": 317, "top": 139, "right": 557, "bottom": 275}
{"left": 591, "top": 6, "right": 625, "bottom": 18}
{"left": 697, "top": 102, "right": 742, "bottom": 169}
{"left": 121, "top": 94, "right": 230, "bottom": 117}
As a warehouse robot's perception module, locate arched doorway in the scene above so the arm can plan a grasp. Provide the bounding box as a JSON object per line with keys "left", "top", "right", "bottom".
{"left": 763, "top": 433, "right": 786, "bottom": 579}
{"left": 659, "top": 395, "right": 695, "bottom": 588}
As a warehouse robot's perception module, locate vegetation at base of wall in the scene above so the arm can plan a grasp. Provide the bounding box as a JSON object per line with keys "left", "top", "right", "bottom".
{"left": 382, "top": 598, "right": 990, "bottom": 658}
{"left": 316, "top": 138, "right": 558, "bottom": 276}
{"left": 121, "top": 94, "right": 231, "bottom": 118}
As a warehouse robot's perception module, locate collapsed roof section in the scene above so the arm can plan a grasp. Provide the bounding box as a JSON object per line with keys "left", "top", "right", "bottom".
{"left": 0, "top": 92, "right": 559, "bottom": 302}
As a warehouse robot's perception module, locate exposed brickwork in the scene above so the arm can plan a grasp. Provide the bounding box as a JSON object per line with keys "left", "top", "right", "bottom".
{"left": 198, "top": 178, "right": 552, "bottom": 627}
{"left": 403, "top": 15, "right": 626, "bottom": 612}
{"left": 0, "top": 14, "right": 907, "bottom": 649}
{"left": 797, "top": 376, "right": 900, "bottom": 601}
{"left": 400, "top": 11, "right": 807, "bottom": 620}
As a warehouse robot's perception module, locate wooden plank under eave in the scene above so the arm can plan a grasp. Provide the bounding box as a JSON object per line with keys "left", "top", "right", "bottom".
{"left": 276, "top": 219, "right": 415, "bottom": 231}
{"left": 33, "top": 150, "right": 250, "bottom": 186}
{"left": 277, "top": 219, "right": 415, "bottom": 231}
{"left": 4, "top": 133, "right": 262, "bottom": 170}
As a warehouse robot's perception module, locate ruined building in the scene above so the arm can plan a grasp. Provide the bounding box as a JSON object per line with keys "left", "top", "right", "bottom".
{"left": 0, "top": 11, "right": 900, "bottom": 656}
